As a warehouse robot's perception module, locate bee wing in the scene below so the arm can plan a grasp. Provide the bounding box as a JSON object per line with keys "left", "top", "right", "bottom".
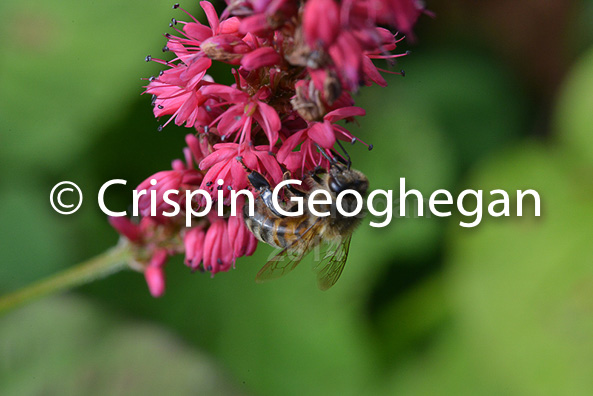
{"left": 255, "top": 218, "right": 321, "bottom": 283}
{"left": 313, "top": 234, "right": 352, "bottom": 291}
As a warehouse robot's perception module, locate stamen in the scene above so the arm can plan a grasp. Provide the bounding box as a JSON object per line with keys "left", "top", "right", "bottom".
{"left": 175, "top": 5, "right": 200, "bottom": 24}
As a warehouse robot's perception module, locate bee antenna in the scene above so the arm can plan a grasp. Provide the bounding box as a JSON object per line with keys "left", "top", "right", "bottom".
{"left": 315, "top": 144, "right": 338, "bottom": 165}
{"left": 236, "top": 156, "right": 253, "bottom": 173}
{"left": 336, "top": 140, "right": 352, "bottom": 170}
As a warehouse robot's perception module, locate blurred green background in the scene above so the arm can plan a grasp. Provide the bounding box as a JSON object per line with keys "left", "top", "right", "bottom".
{"left": 2, "top": 0, "right": 593, "bottom": 395}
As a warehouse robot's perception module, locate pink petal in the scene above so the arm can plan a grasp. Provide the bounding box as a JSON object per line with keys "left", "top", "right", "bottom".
{"left": 200, "top": 1, "right": 220, "bottom": 33}
{"left": 254, "top": 102, "right": 280, "bottom": 146}
{"left": 183, "top": 22, "right": 213, "bottom": 42}
{"left": 303, "top": 0, "right": 340, "bottom": 49}
{"left": 324, "top": 106, "right": 366, "bottom": 123}
{"left": 184, "top": 227, "right": 206, "bottom": 269}
{"left": 254, "top": 149, "right": 283, "bottom": 185}
{"left": 239, "top": 14, "right": 271, "bottom": 36}
{"left": 308, "top": 121, "right": 336, "bottom": 148}
{"left": 241, "top": 47, "right": 282, "bottom": 71}
{"left": 218, "top": 17, "right": 241, "bottom": 34}
{"left": 277, "top": 129, "right": 305, "bottom": 162}
{"left": 108, "top": 217, "right": 141, "bottom": 242}
{"left": 201, "top": 84, "right": 247, "bottom": 102}
{"left": 145, "top": 266, "right": 166, "bottom": 297}
{"left": 362, "top": 56, "right": 387, "bottom": 87}
{"left": 199, "top": 147, "right": 236, "bottom": 171}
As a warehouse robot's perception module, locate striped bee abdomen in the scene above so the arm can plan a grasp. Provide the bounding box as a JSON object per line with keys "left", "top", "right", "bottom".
{"left": 244, "top": 199, "right": 315, "bottom": 250}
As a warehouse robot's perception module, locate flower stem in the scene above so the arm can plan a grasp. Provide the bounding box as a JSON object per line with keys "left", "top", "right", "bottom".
{"left": 0, "top": 244, "right": 131, "bottom": 315}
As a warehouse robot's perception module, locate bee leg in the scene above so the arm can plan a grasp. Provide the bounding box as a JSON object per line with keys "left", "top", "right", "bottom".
{"left": 247, "top": 170, "right": 271, "bottom": 191}
{"left": 281, "top": 171, "right": 306, "bottom": 199}
{"left": 243, "top": 168, "right": 286, "bottom": 218}
{"left": 237, "top": 156, "right": 273, "bottom": 191}
{"left": 238, "top": 157, "right": 291, "bottom": 218}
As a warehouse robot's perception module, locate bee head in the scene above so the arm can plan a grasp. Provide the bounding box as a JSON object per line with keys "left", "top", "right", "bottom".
{"left": 327, "top": 165, "right": 369, "bottom": 195}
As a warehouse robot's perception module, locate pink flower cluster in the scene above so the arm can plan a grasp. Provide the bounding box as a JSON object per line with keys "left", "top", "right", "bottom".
{"left": 111, "top": 0, "right": 426, "bottom": 296}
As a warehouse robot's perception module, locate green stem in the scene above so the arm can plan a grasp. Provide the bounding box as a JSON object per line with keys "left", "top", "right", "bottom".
{"left": 0, "top": 244, "right": 131, "bottom": 315}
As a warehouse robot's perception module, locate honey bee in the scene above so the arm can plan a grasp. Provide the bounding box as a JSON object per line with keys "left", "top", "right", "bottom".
{"left": 242, "top": 158, "right": 369, "bottom": 290}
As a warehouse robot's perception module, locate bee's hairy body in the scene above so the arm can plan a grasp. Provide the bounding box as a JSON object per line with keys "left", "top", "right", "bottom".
{"left": 244, "top": 166, "right": 367, "bottom": 256}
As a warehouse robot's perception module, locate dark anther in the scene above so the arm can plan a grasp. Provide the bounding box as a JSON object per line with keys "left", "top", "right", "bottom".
{"left": 162, "top": 46, "right": 169, "bottom": 52}
{"left": 227, "top": 186, "right": 233, "bottom": 190}
{"left": 217, "top": 258, "right": 222, "bottom": 265}
{"left": 159, "top": 70, "right": 164, "bottom": 76}
{"left": 171, "top": 18, "right": 177, "bottom": 24}
{"left": 157, "top": 125, "right": 164, "bottom": 132}
{"left": 405, "top": 50, "right": 411, "bottom": 55}
{"left": 221, "top": 135, "right": 226, "bottom": 141}
{"left": 400, "top": 69, "right": 406, "bottom": 77}
{"left": 151, "top": 95, "right": 157, "bottom": 105}
{"left": 173, "top": 3, "right": 180, "bottom": 9}
{"left": 217, "top": 186, "right": 223, "bottom": 190}
{"left": 165, "top": 33, "right": 171, "bottom": 38}
{"left": 148, "top": 76, "right": 156, "bottom": 82}
{"left": 206, "top": 181, "right": 213, "bottom": 186}
{"left": 145, "top": 55, "right": 152, "bottom": 62}
{"left": 368, "top": 144, "right": 374, "bottom": 151}
{"left": 351, "top": 137, "right": 357, "bottom": 144}
{"left": 236, "top": 156, "right": 243, "bottom": 161}
{"left": 205, "top": 105, "right": 212, "bottom": 112}
{"left": 158, "top": 105, "right": 164, "bottom": 109}
{"left": 207, "top": 265, "right": 213, "bottom": 271}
